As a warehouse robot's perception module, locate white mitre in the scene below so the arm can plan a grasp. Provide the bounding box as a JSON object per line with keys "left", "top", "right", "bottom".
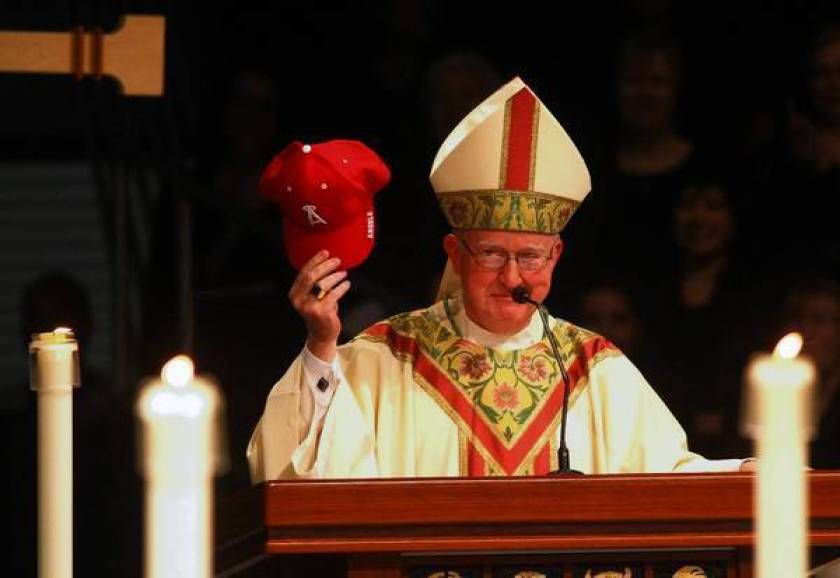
{"left": 429, "top": 76, "right": 591, "bottom": 299}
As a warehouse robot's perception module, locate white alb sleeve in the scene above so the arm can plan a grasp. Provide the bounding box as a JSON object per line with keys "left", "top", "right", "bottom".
{"left": 300, "top": 346, "right": 339, "bottom": 439}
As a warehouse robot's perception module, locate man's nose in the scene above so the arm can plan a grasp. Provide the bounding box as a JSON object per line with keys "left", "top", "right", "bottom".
{"left": 498, "top": 257, "right": 524, "bottom": 288}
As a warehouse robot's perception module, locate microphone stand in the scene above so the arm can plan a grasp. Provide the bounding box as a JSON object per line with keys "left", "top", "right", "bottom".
{"left": 512, "top": 287, "right": 583, "bottom": 476}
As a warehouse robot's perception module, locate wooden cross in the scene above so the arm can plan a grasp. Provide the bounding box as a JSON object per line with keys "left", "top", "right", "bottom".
{"left": 0, "top": 14, "right": 165, "bottom": 96}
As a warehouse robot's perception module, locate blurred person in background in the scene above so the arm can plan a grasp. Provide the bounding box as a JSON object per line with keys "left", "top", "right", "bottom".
{"left": 597, "top": 28, "right": 718, "bottom": 282}
{"left": 576, "top": 279, "right": 645, "bottom": 363}
{"left": 778, "top": 22, "right": 840, "bottom": 277}
{"left": 780, "top": 278, "right": 840, "bottom": 469}
{"left": 646, "top": 178, "right": 768, "bottom": 458}
{"left": 789, "top": 22, "right": 840, "bottom": 175}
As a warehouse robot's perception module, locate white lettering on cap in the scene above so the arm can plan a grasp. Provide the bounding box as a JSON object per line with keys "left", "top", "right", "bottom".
{"left": 302, "top": 205, "right": 327, "bottom": 226}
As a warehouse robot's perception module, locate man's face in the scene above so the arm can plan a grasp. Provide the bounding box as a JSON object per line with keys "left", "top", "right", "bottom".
{"left": 444, "top": 230, "right": 562, "bottom": 335}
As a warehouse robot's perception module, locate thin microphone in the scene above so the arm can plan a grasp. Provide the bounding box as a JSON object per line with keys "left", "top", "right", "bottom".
{"left": 512, "top": 286, "right": 582, "bottom": 476}
{"left": 510, "top": 286, "right": 533, "bottom": 306}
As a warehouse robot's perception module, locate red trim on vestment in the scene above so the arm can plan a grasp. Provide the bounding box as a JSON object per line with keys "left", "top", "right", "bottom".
{"left": 364, "top": 322, "right": 613, "bottom": 475}
{"left": 468, "top": 444, "right": 486, "bottom": 476}
{"left": 535, "top": 440, "right": 551, "bottom": 474}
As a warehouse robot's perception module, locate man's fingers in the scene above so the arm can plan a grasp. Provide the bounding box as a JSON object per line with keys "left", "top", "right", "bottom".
{"left": 307, "top": 257, "right": 342, "bottom": 286}
{"left": 292, "top": 250, "right": 330, "bottom": 290}
{"left": 290, "top": 252, "right": 341, "bottom": 301}
{"left": 313, "top": 271, "right": 348, "bottom": 298}
{"left": 289, "top": 251, "right": 330, "bottom": 294}
{"left": 323, "top": 280, "right": 351, "bottom": 304}
{"left": 300, "top": 250, "right": 330, "bottom": 274}
{"left": 297, "top": 257, "right": 341, "bottom": 298}
{"left": 286, "top": 251, "right": 348, "bottom": 349}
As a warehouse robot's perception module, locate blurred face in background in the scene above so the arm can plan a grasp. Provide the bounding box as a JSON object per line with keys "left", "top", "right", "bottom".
{"left": 579, "top": 287, "right": 640, "bottom": 353}
{"left": 617, "top": 48, "right": 680, "bottom": 134}
{"left": 808, "top": 36, "right": 840, "bottom": 126}
{"left": 426, "top": 53, "right": 501, "bottom": 144}
{"left": 674, "top": 184, "right": 734, "bottom": 260}
{"left": 793, "top": 293, "right": 840, "bottom": 375}
{"left": 223, "top": 70, "right": 279, "bottom": 159}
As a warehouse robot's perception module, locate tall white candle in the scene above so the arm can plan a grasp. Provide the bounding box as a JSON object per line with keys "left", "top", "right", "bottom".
{"left": 29, "top": 328, "right": 80, "bottom": 578}
{"left": 746, "top": 332, "right": 816, "bottom": 578}
{"left": 137, "top": 355, "right": 221, "bottom": 578}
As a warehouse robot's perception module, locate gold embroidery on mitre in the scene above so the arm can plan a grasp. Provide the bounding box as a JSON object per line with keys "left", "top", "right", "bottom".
{"left": 437, "top": 190, "right": 579, "bottom": 234}
{"left": 499, "top": 98, "right": 513, "bottom": 188}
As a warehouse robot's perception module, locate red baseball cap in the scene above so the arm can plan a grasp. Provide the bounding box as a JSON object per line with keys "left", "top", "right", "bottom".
{"left": 259, "top": 140, "right": 391, "bottom": 270}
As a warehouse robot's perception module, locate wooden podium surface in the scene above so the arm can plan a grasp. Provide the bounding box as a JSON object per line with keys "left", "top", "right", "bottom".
{"left": 216, "top": 471, "right": 840, "bottom": 577}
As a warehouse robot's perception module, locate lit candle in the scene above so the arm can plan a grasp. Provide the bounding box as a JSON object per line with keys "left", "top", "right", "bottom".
{"left": 137, "top": 355, "right": 222, "bottom": 578}
{"left": 746, "top": 332, "right": 816, "bottom": 578}
{"left": 29, "top": 327, "right": 80, "bottom": 578}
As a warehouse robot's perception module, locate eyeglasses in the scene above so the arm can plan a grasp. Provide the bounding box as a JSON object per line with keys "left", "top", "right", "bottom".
{"left": 457, "top": 236, "right": 553, "bottom": 272}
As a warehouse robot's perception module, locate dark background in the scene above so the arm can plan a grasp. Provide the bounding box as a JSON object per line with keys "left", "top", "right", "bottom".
{"left": 1, "top": 1, "right": 839, "bottom": 575}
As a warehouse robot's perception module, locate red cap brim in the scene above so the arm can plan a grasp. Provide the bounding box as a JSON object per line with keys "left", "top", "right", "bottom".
{"left": 282, "top": 204, "right": 375, "bottom": 270}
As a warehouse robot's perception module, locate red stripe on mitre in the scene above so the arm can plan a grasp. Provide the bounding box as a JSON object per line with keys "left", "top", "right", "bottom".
{"left": 503, "top": 87, "right": 538, "bottom": 190}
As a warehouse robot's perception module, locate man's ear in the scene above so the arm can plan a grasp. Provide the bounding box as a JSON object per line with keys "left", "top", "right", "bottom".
{"left": 551, "top": 237, "right": 564, "bottom": 265}
{"left": 443, "top": 233, "right": 460, "bottom": 264}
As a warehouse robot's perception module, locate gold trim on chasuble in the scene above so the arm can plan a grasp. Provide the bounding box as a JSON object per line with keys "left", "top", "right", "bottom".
{"left": 358, "top": 305, "right": 618, "bottom": 476}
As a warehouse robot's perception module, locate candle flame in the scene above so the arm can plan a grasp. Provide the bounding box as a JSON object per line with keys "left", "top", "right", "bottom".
{"left": 161, "top": 355, "right": 194, "bottom": 388}
{"left": 774, "top": 332, "right": 803, "bottom": 359}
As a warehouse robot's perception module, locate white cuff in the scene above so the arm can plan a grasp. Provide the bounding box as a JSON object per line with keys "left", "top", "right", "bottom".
{"left": 302, "top": 345, "right": 338, "bottom": 407}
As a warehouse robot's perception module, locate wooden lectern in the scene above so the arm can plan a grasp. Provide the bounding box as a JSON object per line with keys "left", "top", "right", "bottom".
{"left": 216, "top": 471, "right": 840, "bottom": 577}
